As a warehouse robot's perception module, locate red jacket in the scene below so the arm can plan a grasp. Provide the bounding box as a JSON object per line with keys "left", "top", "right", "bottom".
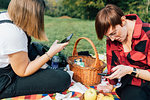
{"left": 107, "top": 14, "right": 150, "bottom": 86}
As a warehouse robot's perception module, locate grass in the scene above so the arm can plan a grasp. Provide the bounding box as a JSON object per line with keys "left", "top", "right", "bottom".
{"left": 35, "top": 15, "right": 106, "bottom": 57}
{"left": 0, "top": 9, "right": 6, "bottom": 11}
{"left": 0, "top": 9, "right": 106, "bottom": 57}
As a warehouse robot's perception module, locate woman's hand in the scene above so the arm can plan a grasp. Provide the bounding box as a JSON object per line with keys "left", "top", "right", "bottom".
{"left": 97, "top": 82, "right": 114, "bottom": 93}
{"left": 8, "top": 40, "right": 69, "bottom": 77}
{"left": 106, "top": 65, "right": 133, "bottom": 79}
{"left": 47, "top": 40, "right": 69, "bottom": 57}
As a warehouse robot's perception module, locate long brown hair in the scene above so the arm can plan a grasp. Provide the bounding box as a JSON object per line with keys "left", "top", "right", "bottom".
{"left": 8, "top": 0, "right": 48, "bottom": 41}
{"left": 95, "top": 4, "right": 124, "bottom": 40}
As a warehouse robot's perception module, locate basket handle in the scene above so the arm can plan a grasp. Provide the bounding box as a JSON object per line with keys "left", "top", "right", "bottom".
{"left": 72, "top": 37, "right": 100, "bottom": 68}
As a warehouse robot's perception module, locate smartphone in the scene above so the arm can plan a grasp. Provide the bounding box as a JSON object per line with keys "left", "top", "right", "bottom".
{"left": 98, "top": 73, "right": 110, "bottom": 76}
{"left": 60, "top": 33, "right": 73, "bottom": 43}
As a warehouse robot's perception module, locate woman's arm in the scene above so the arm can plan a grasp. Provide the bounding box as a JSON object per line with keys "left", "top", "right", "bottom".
{"left": 8, "top": 40, "right": 68, "bottom": 77}
{"left": 106, "top": 65, "right": 150, "bottom": 81}
{"left": 135, "top": 68, "right": 150, "bottom": 81}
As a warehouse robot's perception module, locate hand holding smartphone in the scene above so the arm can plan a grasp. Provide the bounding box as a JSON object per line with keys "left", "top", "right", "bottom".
{"left": 60, "top": 33, "right": 73, "bottom": 43}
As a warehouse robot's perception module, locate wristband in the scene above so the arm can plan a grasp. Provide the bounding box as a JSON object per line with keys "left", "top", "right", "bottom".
{"left": 131, "top": 67, "right": 137, "bottom": 77}
{"left": 45, "top": 52, "right": 51, "bottom": 60}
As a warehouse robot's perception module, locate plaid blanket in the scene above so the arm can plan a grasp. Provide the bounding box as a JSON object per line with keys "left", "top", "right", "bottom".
{"left": 2, "top": 82, "right": 120, "bottom": 100}
{"left": 2, "top": 54, "right": 120, "bottom": 100}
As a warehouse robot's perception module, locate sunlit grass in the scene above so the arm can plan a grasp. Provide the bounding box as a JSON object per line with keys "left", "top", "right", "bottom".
{"left": 38, "top": 15, "right": 106, "bottom": 57}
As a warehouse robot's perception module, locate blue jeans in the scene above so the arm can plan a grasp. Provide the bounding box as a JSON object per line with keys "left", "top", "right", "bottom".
{"left": 0, "top": 66, "right": 71, "bottom": 99}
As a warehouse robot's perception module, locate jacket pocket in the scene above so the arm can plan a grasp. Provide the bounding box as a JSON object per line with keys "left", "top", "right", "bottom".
{"left": 0, "top": 74, "right": 11, "bottom": 93}
{"left": 0, "top": 70, "right": 16, "bottom": 93}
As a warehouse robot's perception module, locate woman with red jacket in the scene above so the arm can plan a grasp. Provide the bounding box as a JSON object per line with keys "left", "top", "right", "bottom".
{"left": 95, "top": 4, "right": 150, "bottom": 100}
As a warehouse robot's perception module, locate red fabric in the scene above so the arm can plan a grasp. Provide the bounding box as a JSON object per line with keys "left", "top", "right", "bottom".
{"left": 106, "top": 14, "right": 150, "bottom": 86}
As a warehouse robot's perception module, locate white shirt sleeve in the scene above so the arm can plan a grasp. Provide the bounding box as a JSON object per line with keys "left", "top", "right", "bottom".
{"left": 0, "top": 23, "right": 28, "bottom": 55}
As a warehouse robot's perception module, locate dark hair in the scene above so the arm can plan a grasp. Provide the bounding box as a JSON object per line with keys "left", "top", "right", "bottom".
{"left": 95, "top": 4, "right": 124, "bottom": 40}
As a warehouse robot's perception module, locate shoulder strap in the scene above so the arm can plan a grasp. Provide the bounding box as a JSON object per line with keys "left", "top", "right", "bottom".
{"left": 0, "top": 13, "right": 32, "bottom": 47}
{"left": 0, "top": 11, "right": 13, "bottom": 24}
{"left": 0, "top": 20, "right": 13, "bottom": 24}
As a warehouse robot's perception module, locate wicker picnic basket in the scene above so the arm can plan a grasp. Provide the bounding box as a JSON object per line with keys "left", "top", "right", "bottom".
{"left": 67, "top": 37, "right": 106, "bottom": 86}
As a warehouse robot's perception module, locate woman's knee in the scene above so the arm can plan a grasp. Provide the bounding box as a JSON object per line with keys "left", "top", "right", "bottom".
{"left": 45, "top": 69, "right": 71, "bottom": 89}
{"left": 56, "top": 70, "right": 71, "bottom": 88}
{"left": 15, "top": 69, "right": 71, "bottom": 94}
{"left": 120, "top": 85, "right": 148, "bottom": 100}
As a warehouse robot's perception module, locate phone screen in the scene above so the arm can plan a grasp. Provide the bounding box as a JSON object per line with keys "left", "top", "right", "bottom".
{"left": 60, "top": 33, "right": 73, "bottom": 43}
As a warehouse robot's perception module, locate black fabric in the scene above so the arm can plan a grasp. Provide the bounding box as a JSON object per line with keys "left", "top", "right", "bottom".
{"left": 25, "top": 33, "right": 32, "bottom": 50}
{"left": 0, "top": 68, "right": 71, "bottom": 99}
{"left": 127, "top": 53, "right": 135, "bottom": 64}
{"left": 111, "top": 51, "right": 118, "bottom": 66}
{"left": 120, "top": 75, "right": 133, "bottom": 88}
{"left": 126, "top": 15, "right": 137, "bottom": 20}
{"left": 134, "top": 40, "right": 147, "bottom": 52}
{"left": 0, "top": 11, "right": 13, "bottom": 24}
{"left": 142, "top": 27, "right": 150, "bottom": 33}
{"left": 78, "top": 51, "right": 91, "bottom": 56}
{"left": 28, "top": 42, "right": 47, "bottom": 60}
{"left": 116, "top": 75, "right": 150, "bottom": 100}
{"left": 28, "top": 42, "right": 52, "bottom": 66}
{"left": 0, "top": 66, "right": 16, "bottom": 94}
{"left": 0, "top": 20, "right": 13, "bottom": 24}
{"left": 116, "top": 85, "right": 150, "bottom": 100}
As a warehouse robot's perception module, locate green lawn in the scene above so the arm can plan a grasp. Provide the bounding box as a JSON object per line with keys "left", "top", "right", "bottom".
{"left": 0, "top": 9, "right": 106, "bottom": 57}
{"left": 36, "top": 15, "right": 106, "bottom": 57}
{"left": 0, "top": 9, "right": 5, "bottom": 11}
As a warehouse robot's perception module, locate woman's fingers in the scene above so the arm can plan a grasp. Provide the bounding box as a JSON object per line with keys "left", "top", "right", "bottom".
{"left": 106, "top": 69, "right": 121, "bottom": 79}
{"left": 62, "top": 41, "right": 69, "bottom": 46}
{"left": 107, "top": 65, "right": 132, "bottom": 79}
{"left": 111, "top": 65, "right": 120, "bottom": 72}
{"left": 97, "top": 83, "right": 113, "bottom": 93}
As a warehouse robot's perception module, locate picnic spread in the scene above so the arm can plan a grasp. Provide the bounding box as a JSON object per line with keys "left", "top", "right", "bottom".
{"left": 2, "top": 37, "right": 120, "bottom": 100}
{"left": 2, "top": 82, "right": 120, "bottom": 100}
{"left": 2, "top": 55, "right": 120, "bottom": 100}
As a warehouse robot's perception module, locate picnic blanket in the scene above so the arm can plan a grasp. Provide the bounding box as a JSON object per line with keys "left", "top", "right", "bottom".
{"left": 2, "top": 53, "right": 120, "bottom": 100}
{"left": 2, "top": 82, "right": 120, "bottom": 100}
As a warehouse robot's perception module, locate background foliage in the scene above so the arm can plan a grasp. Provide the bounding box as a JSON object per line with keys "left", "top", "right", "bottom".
{"left": 0, "top": 0, "right": 149, "bottom": 22}
{"left": 0, "top": 0, "right": 149, "bottom": 57}
{"left": 0, "top": 0, "right": 10, "bottom": 9}
{"left": 44, "top": 0, "right": 150, "bottom": 22}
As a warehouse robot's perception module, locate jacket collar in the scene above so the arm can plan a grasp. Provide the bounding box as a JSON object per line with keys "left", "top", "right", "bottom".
{"left": 125, "top": 14, "right": 143, "bottom": 39}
